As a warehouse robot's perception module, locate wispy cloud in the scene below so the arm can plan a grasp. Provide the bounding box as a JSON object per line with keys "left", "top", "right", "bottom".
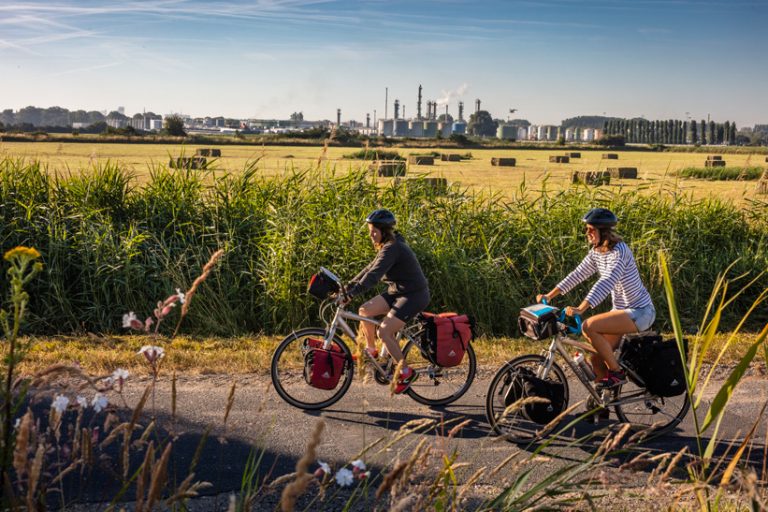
{"left": 48, "top": 61, "right": 121, "bottom": 77}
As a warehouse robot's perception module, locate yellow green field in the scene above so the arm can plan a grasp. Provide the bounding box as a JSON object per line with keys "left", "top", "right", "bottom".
{"left": 2, "top": 141, "right": 767, "bottom": 202}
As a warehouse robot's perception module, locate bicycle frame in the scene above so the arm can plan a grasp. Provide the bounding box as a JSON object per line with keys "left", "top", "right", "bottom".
{"left": 321, "top": 302, "right": 415, "bottom": 381}
{"left": 537, "top": 333, "right": 651, "bottom": 408}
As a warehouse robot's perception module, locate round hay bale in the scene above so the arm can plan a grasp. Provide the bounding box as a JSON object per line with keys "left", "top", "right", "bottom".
{"left": 549, "top": 156, "right": 570, "bottom": 163}
{"left": 602, "top": 153, "right": 619, "bottom": 159}
{"left": 441, "top": 154, "right": 462, "bottom": 162}
{"left": 706, "top": 155, "right": 723, "bottom": 161}
{"left": 408, "top": 155, "right": 434, "bottom": 165}
{"left": 491, "top": 157, "right": 516, "bottom": 166}
{"left": 211, "top": 149, "right": 222, "bottom": 157}
{"left": 568, "top": 152, "right": 581, "bottom": 158}
{"left": 196, "top": 148, "right": 212, "bottom": 156}
{"left": 607, "top": 167, "right": 638, "bottom": 179}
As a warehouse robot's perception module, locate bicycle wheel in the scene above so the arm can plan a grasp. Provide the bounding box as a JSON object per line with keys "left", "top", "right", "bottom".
{"left": 485, "top": 355, "right": 570, "bottom": 444}
{"left": 271, "top": 327, "right": 354, "bottom": 410}
{"left": 402, "top": 338, "right": 476, "bottom": 406}
{"left": 612, "top": 381, "right": 690, "bottom": 437}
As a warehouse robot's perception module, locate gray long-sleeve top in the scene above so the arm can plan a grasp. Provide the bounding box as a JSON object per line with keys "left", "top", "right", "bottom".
{"left": 346, "top": 234, "right": 429, "bottom": 298}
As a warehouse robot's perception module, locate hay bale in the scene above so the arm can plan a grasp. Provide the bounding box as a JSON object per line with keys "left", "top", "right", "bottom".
{"left": 491, "top": 157, "right": 516, "bottom": 166}
{"left": 568, "top": 152, "right": 581, "bottom": 158}
{"left": 706, "top": 155, "right": 723, "bottom": 161}
{"left": 705, "top": 160, "right": 726, "bottom": 167}
{"left": 396, "top": 177, "right": 448, "bottom": 194}
{"left": 170, "top": 157, "right": 207, "bottom": 170}
{"left": 196, "top": 148, "right": 222, "bottom": 157}
{"left": 572, "top": 171, "right": 610, "bottom": 186}
{"left": 441, "top": 154, "right": 462, "bottom": 162}
{"left": 408, "top": 155, "right": 434, "bottom": 165}
{"left": 549, "top": 156, "right": 570, "bottom": 163}
{"left": 372, "top": 161, "right": 406, "bottom": 177}
{"left": 602, "top": 153, "right": 619, "bottom": 159}
{"left": 765, "top": 156, "right": 768, "bottom": 163}
{"left": 607, "top": 167, "right": 638, "bottom": 179}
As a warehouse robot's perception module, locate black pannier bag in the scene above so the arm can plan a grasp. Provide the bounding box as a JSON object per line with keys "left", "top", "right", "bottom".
{"left": 518, "top": 304, "right": 560, "bottom": 340}
{"left": 307, "top": 272, "right": 340, "bottom": 300}
{"left": 503, "top": 367, "right": 566, "bottom": 425}
{"left": 619, "top": 333, "right": 688, "bottom": 397}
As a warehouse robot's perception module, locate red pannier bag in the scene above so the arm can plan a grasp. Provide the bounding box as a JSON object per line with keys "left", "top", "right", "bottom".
{"left": 303, "top": 338, "right": 348, "bottom": 390}
{"left": 420, "top": 312, "right": 475, "bottom": 368}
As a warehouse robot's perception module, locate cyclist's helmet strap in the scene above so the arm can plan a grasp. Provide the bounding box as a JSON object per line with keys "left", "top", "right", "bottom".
{"left": 582, "top": 208, "right": 618, "bottom": 227}
{"left": 366, "top": 208, "right": 396, "bottom": 228}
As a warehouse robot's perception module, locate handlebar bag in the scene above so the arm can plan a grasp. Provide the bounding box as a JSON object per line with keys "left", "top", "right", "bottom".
{"left": 518, "top": 304, "right": 560, "bottom": 340}
{"left": 302, "top": 338, "right": 348, "bottom": 390}
{"left": 307, "top": 272, "right": 340, "bottom": 300}
{"left": 420, "top": 312, "right": 475, "bottom": 368}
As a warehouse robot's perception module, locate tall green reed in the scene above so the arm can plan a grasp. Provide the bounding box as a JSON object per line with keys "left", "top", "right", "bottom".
{"left": 0, "top": 156, "right": 766, "bottom": 336}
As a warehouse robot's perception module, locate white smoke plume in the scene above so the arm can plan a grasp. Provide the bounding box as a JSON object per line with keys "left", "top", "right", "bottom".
{"left": 436, "top": 83, "right": 469, "bottom": 106}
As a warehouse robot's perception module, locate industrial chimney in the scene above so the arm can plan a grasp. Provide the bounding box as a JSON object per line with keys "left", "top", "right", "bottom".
{"left": 475, "top": 99, "right": 481, "bottom": 114}
{"left": 366, "top": 113, "right": 370, "bottom": 128}
{"left": 394, "top": 99, "right": 400, "bottom": 120}
{"left": 337, "top": 108, "right": 341, "bottom": 127}
{"left": 458, "top": 101, "right": 464, "bottom": 121}
{"left": 417, "top": 85, "right": 423, "bottom": 120}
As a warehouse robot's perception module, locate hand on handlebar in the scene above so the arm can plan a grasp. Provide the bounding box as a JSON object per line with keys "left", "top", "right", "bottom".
{"left": 536, "top": 293, "right": 548, "bottom": 303}
{"left": 565, "top": 306, "right": 586, "bottom": 317}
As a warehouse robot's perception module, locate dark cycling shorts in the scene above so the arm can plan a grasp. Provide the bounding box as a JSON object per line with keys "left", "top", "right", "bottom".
{"left": 380, "top": 289, "right": 431, "bottom": 322}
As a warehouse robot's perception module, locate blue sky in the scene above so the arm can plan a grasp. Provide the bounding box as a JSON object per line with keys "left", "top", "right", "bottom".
{"left": 1, "top": 0, "right": 766, "bottom": 126}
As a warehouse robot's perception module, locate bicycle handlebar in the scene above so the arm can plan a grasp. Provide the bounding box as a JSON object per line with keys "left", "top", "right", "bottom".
{"left": 541, "top": 297, "right": 582, "bottom": 335}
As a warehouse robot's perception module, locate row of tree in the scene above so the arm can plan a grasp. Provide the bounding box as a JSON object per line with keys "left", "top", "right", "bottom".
{"left": 603, "top": 118, "right": 737, "bottom": 145}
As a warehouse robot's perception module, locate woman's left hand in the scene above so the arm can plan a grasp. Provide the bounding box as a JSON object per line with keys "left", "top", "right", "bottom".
{"left": 565, "top": 306, "right": 585, "bottom": 317}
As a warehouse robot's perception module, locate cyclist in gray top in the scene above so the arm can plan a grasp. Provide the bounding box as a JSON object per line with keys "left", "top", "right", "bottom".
{"left": 344, "top": 209, "right": 430, "bottom": 394}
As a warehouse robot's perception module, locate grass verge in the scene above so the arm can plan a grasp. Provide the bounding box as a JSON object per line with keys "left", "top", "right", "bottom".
{"left": 17, "top": 332, "right": 763, "bottom": 376}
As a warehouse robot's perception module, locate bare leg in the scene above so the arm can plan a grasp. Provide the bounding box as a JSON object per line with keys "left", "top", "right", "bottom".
{"left": 379, "top": 313, "right": 406, "bottom": 362}
{"left": 582, "top": 310, "right": 637, "bottom": 376}
{"left": 358, "top": 296, "right": 390, "bottom": 351}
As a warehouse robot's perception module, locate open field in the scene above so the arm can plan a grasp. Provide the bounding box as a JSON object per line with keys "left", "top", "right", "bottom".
{"left": 2, "top": 141, "right": 767, "bottom": 202}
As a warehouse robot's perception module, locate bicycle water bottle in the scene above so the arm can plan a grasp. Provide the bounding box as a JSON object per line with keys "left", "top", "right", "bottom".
{"left": 574, "top": 352, "right": 596, "bottom": 381}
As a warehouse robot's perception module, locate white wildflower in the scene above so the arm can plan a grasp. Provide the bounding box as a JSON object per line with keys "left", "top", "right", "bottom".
{"left": 122, "top": 312, "right": 138, "bottom": 328}
{"left": 335, "top": 468, "right": 354, "bottom": 487}
{"left": 92, "top": 393, "right": 108, "bottom": 413}
{"left": 76, "top": 396, "right": 88, "bottom": 408}
{"left": 176, "top": 288, "right": 186, "bottom": 304}
{"left": 138, "top": 345, "right": 165, "bottom": 363}
{"left": 318, "top": 461, "right": 331, "bottom": 475}
{"left": 351, "top": 459, "right": 366, "bottom": 471}
{"left": 112, "top": 368, "right": 129, "bottom": 382}
{"left": 52, "top": 394, "right": 69, "bottom": 414}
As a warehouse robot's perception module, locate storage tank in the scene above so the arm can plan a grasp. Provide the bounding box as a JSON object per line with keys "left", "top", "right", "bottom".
{"left": 409, "top": 120, "right": 424, "bottom": 137}
{"left": 378, "top": 119, "right": 394, "bottom": 137}
{"left": 438, "top": 122, "right": 452, "bottom": 138}
{"left": 496, "top": 124, "right": 517, "bottom": 140}
{"left": 394, "top": 119, "right": 409, "bottom": 137}
{"left": 423, "top": 120, "right": 438, "bottom": 138}
{"left": 452, "top": 121, "right": 467, "bottom": 135}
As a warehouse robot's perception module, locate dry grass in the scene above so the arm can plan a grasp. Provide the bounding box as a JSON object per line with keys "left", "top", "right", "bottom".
{"left": 2, "top": 141, "right": 767, "bottom": 203}
{"left": 15, "top": 332, "right": 762, "bottom": 376}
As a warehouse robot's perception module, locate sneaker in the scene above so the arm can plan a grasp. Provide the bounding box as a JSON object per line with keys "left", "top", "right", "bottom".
{"left": 597, "top": 369, "right": 627, "bottom": 389}
{"left": 393, "top": 366, "right": 418, "bottom": 394}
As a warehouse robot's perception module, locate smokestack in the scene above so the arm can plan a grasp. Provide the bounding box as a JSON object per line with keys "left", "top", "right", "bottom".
{"left": 384, "top": 87, "right": 388, "bottom": 120}
{"left": 417, "top": 85, "right": 423, "bottom": 120}
{"left": 403, "top": 105, "right": 406, "bottom": 119}
{"left": 445, "top": 104, "right": 449, "bottom": 119}
{"left": 475, "top": 99, "right": 481, "bottom": 114}
{"left": 336, "top": 108, "right": 341, "bottom": 127}
{"left": 394, "top": 99, "right": 400, "bottom": 120}
{"left": 458, "top": 101, "right": 464, "bottom": 121}
{"left": 366, "top": 113, "right": 370, "bottom": 128}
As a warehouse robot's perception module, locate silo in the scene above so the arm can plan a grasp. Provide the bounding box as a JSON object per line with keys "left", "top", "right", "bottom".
{"left": 438, "top": 122, "right": 452, "bottom": 138}
{"left": 496, "top": 124, "right": 517, "bottom": 140}
{"left": 409, "top": 120, "right": 424, "bottom": 137}
{"left": 517, "top": 127, "right": 529, "bottom": 140}
{"left": 394, "top": 119, "right": 409, "bottom": 137}
{"left": 423, "top": 120, "right": 438, "bottom": 138}
{"left": 452, "top": 121, "right": 467, "bottom": 134}
{"left": 378, "top": 119, "right": 394, "bottom": 137}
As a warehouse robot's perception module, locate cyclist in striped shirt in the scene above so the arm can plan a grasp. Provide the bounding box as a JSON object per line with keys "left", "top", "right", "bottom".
{"left": 537, "top": 208, "right": 655, "bottom": 389}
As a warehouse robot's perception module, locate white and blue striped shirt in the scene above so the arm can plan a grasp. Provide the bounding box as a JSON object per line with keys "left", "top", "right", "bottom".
{"left": 556, "top": 242, "right": 652, "bottom": 310}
